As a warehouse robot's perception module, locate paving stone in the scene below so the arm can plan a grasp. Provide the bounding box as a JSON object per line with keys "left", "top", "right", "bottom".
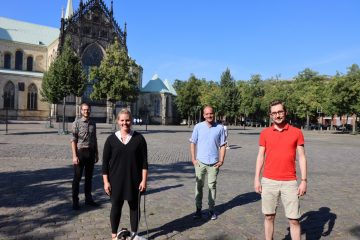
{"left": 1, "top": 123, "right": 360, "bottom": 239}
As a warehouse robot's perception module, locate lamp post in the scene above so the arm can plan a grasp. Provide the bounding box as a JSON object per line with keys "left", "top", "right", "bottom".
{"left": 145, "top": 104, "right": 151, "bottom": 131}
{"left": 2, "top": 95, "right": 9, "bottom": 135}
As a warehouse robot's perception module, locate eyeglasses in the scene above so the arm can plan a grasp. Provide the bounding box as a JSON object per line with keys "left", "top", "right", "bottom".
{"left": 270, "top": 110, "right": 285, "bottom": 116}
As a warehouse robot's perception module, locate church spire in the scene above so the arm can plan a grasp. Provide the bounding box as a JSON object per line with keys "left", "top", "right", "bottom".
{"left": 65, "top": 0, "right": 74, "bottom": 19}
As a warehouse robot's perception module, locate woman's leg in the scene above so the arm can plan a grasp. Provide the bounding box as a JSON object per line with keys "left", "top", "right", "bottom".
{"left": 128, "top": 197, "right": 140, "bottom": 233}
{"left": 110, "top": 199, "right": 124, "bottom": 235}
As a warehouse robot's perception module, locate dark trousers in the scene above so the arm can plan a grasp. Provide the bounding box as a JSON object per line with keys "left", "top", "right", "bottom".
{"left": 72, "top": 148, "right": 95, "bottom": 203}
{"left": 110, "top": 197, "right": 140, "bottom": 234}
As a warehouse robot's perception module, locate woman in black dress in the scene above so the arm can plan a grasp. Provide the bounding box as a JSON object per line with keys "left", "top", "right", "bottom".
{"left": 102, "top": 109, "right": 148, "bottom": 240}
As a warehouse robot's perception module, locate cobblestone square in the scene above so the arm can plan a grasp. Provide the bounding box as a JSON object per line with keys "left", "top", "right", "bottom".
{"left": 0, "top": 123, "right": 359, "bottom": 239}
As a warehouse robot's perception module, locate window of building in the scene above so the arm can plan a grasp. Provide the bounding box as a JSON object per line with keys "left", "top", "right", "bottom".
{"left": 154, "top": 98, "right": 160, "bottom": 117}
{"left": 15, "top": 50, "right": 23, "bottom": 70}
{"left": 27, "top": 56, "right": 33, "bottom": 71}
{"left": 4, "top": 53, "right": 11, "bottom": 69}
{"left": 3, "top": 81, "right": 15, "bottom": 109}
{"left": 27, "top": 84, "right": 37, "bottom": 110}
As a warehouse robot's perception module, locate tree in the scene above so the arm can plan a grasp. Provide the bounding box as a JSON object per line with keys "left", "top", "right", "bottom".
{"left": 90, "top": 38, "right": 139, "bottom": 123}
{"left": 330, "top": 64, "right": 360, "bottom": 133}
{"left": 219, "top": 68, "right": 239, "bottom": 124}
{"left": 293, "top": 68, "right": 327, "bottom": 129}
{"left": 173, "top": 75, "right": 201, "bottom": 127}
{"left": 240, "top": 74, "right": 265, "bottom": 125}
{"left": 41, "top": 36, "right": 87, "bottom": 131}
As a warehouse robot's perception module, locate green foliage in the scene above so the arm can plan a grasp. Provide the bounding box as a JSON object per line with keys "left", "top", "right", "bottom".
{"left": 292, "top": 68, "right": 327, "bottom": 119}
{"left": 173, "top": 75, "right": 201, "bottom": 119}
{"left": 90, "top": 39, "right": 139, "bottom": 104}
{"left": 219, "top": 68, "right": 239, "bottom": 121}
{"left": 173, "top": 64, "right": 359, "bottom": 127}
{"left": 239, "top": 74, "right": 265, "bottom": 120}
{"left": 41, "top": 37, "right": 86, "bottom": 103}
{"left": 199, "top": 80, "right": 221, "bottom": 110}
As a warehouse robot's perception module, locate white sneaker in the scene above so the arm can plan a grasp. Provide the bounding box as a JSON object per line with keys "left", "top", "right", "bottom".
{"left": 209, "top": 211, "right": 217, "bottom": 220}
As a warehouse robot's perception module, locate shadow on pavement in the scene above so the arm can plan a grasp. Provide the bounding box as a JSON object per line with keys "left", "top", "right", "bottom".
{"left": 283, "top": 207, "right": 337, "bottom": 240}
{"left": 147, "top": 162, "right": 194, "bottom": 182}
{"left": 146, "top": 192, "right": 260, "bottom": 239}
{"left": 349, "top": 225, "right": 360, "bottom": 238}
{"left": 5, "top": 131, "right": 58, "bottom": 135}
{"left": 0, "top": 165, "right": 106, "bottom": 239}
{"left": 137, "top": 129, "right": 193, "bottom": 135}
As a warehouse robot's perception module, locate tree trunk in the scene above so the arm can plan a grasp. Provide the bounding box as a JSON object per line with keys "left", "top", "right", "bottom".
{"left": 62, "top": 97, "right": 66, "bottom": 134}
{"left": 306, "top": 113, "right": 310, "bottom": 130}
{"left": 352, "top": 114, "right": 356, "bottom": 134}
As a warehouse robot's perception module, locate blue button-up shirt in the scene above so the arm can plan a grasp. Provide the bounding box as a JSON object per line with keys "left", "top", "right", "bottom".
{"left": 190, "top": 121, "right": 226, "bottom": 164}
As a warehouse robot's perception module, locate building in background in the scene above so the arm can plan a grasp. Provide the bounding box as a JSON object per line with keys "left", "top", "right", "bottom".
{"left": 0, "top": 0, "right": 177, "bottom": 124}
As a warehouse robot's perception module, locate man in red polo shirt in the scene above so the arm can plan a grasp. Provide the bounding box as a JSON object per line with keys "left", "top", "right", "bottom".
{"left": 254, "top": 100, "right": 307, "bottom": 240}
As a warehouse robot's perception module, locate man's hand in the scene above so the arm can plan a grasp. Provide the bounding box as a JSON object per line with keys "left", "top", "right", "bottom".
{"left": 254, "top": 178, "right": 262, "bottom": 194}
{"left": 72, "top": 155, "right": 79, "bottom": 165}
{"left": 298, "top": 181, "right": 307, "bottom": 196}
{"left": 214, "top": 161, "right": 224, "bottom": 168}
{"left": 192, "top": 159, "right": 199, "bottom": 167}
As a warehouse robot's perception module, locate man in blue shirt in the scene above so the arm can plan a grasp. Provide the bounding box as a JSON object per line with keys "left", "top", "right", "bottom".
{"left": 190, "top": 106, "right": 227, "bottom": 220}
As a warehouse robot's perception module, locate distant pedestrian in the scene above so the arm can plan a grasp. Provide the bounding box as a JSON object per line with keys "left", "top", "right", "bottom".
{"left": 190, "top": 106, "right": 227, "bottom": 220}
{"left": 222, "top": 121, "right": 230, "bottom": 149}
{"left": 70, "top": 103, "right": 99, "bottom": 210}
{"left": 254, "top": 100, "right": 307, "bottom": 240}
{"left": 102, "top": 109, "right": 148, "bottom": 240}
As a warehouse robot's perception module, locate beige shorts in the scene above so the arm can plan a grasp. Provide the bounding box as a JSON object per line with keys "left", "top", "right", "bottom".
{"left": 261, "top": 177, "right": 300, "bottom": 219}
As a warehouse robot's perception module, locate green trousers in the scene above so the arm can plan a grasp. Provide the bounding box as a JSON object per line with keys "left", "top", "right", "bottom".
{"left": 195, "top": 161, "right": 219, "bottom": 211}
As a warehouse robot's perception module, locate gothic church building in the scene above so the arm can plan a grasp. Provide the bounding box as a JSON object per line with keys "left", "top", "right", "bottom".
{"left": 0, "top": 0, "right": 177, "bottom": 124}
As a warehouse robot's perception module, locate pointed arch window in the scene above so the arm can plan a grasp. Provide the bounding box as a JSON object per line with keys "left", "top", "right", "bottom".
{"left": 27, "top": 84, "right": 38, "bottom": 110}
{"left": 3, "top": 81, "right": 15, "bottom": 109}
{"left": 154, "top": 98, "right": 161, "bottom": 117}
{"left": 27, "top": 56, "right": 33, "bottom": 71}
{"left": 15, "top": 50, "right": 23, "bottom": 70}
{"left": 4, "top": 53, "right": 11, "bottom": 69}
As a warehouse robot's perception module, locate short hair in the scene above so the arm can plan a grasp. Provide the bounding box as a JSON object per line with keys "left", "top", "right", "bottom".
{"left": 203, "top": 105, "right": 214, "bottom": 114}
{"left": 268, "top": 100, "right": 286, "bottom": 113}
{"left": 117, "top": 108, "right": 132, "bottom": 120}
{"left": 80, "top": 102, "right": 90, "bottom": 110}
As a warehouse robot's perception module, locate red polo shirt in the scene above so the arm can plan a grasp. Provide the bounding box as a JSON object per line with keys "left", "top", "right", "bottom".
{"left": 259, "top": 123, "right": 304, "bottom": 180}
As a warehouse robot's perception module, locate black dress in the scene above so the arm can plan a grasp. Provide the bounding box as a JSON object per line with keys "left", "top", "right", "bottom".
{"left": 102, "top": 131, "right": 148, "bottom": 201}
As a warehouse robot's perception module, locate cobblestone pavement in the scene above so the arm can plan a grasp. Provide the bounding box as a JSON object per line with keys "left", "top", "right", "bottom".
{"left": 0, "top": 122, "right": 360, "bottom": 240}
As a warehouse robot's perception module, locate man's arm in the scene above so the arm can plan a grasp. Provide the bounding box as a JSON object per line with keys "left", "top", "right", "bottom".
{"left": 254, "top": 146, "right": 265, "bottom": 193}
{"left": 190, "top": 143, "right": 198, "bottom": 167}
{"left": 71, "top": 141, "right": 79, "bottom": 165}
{"left": 297, "top": 145, "right": 307, "bottom": 196}
{"left": 94, "top": 123, "right": 99, "bottom": 163}
{"left": 214, "top": 145, "right": 226, "bottom": 168}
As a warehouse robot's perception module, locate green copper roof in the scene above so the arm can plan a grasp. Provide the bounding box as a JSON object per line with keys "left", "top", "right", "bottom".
{"left": 0, "top": 17, "right": 59, "bottom": 46}
{"left": 142, "top": 74, "right": 177, "bottom": 96}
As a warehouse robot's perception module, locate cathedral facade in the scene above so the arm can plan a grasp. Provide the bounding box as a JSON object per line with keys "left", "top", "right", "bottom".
{"left": 0, "top": 0, "right": 177, "bottom": 124}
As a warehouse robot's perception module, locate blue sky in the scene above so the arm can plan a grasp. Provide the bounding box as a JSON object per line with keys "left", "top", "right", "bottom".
{"left": 1, "top": 0, "right": 360, "bottom": 86}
